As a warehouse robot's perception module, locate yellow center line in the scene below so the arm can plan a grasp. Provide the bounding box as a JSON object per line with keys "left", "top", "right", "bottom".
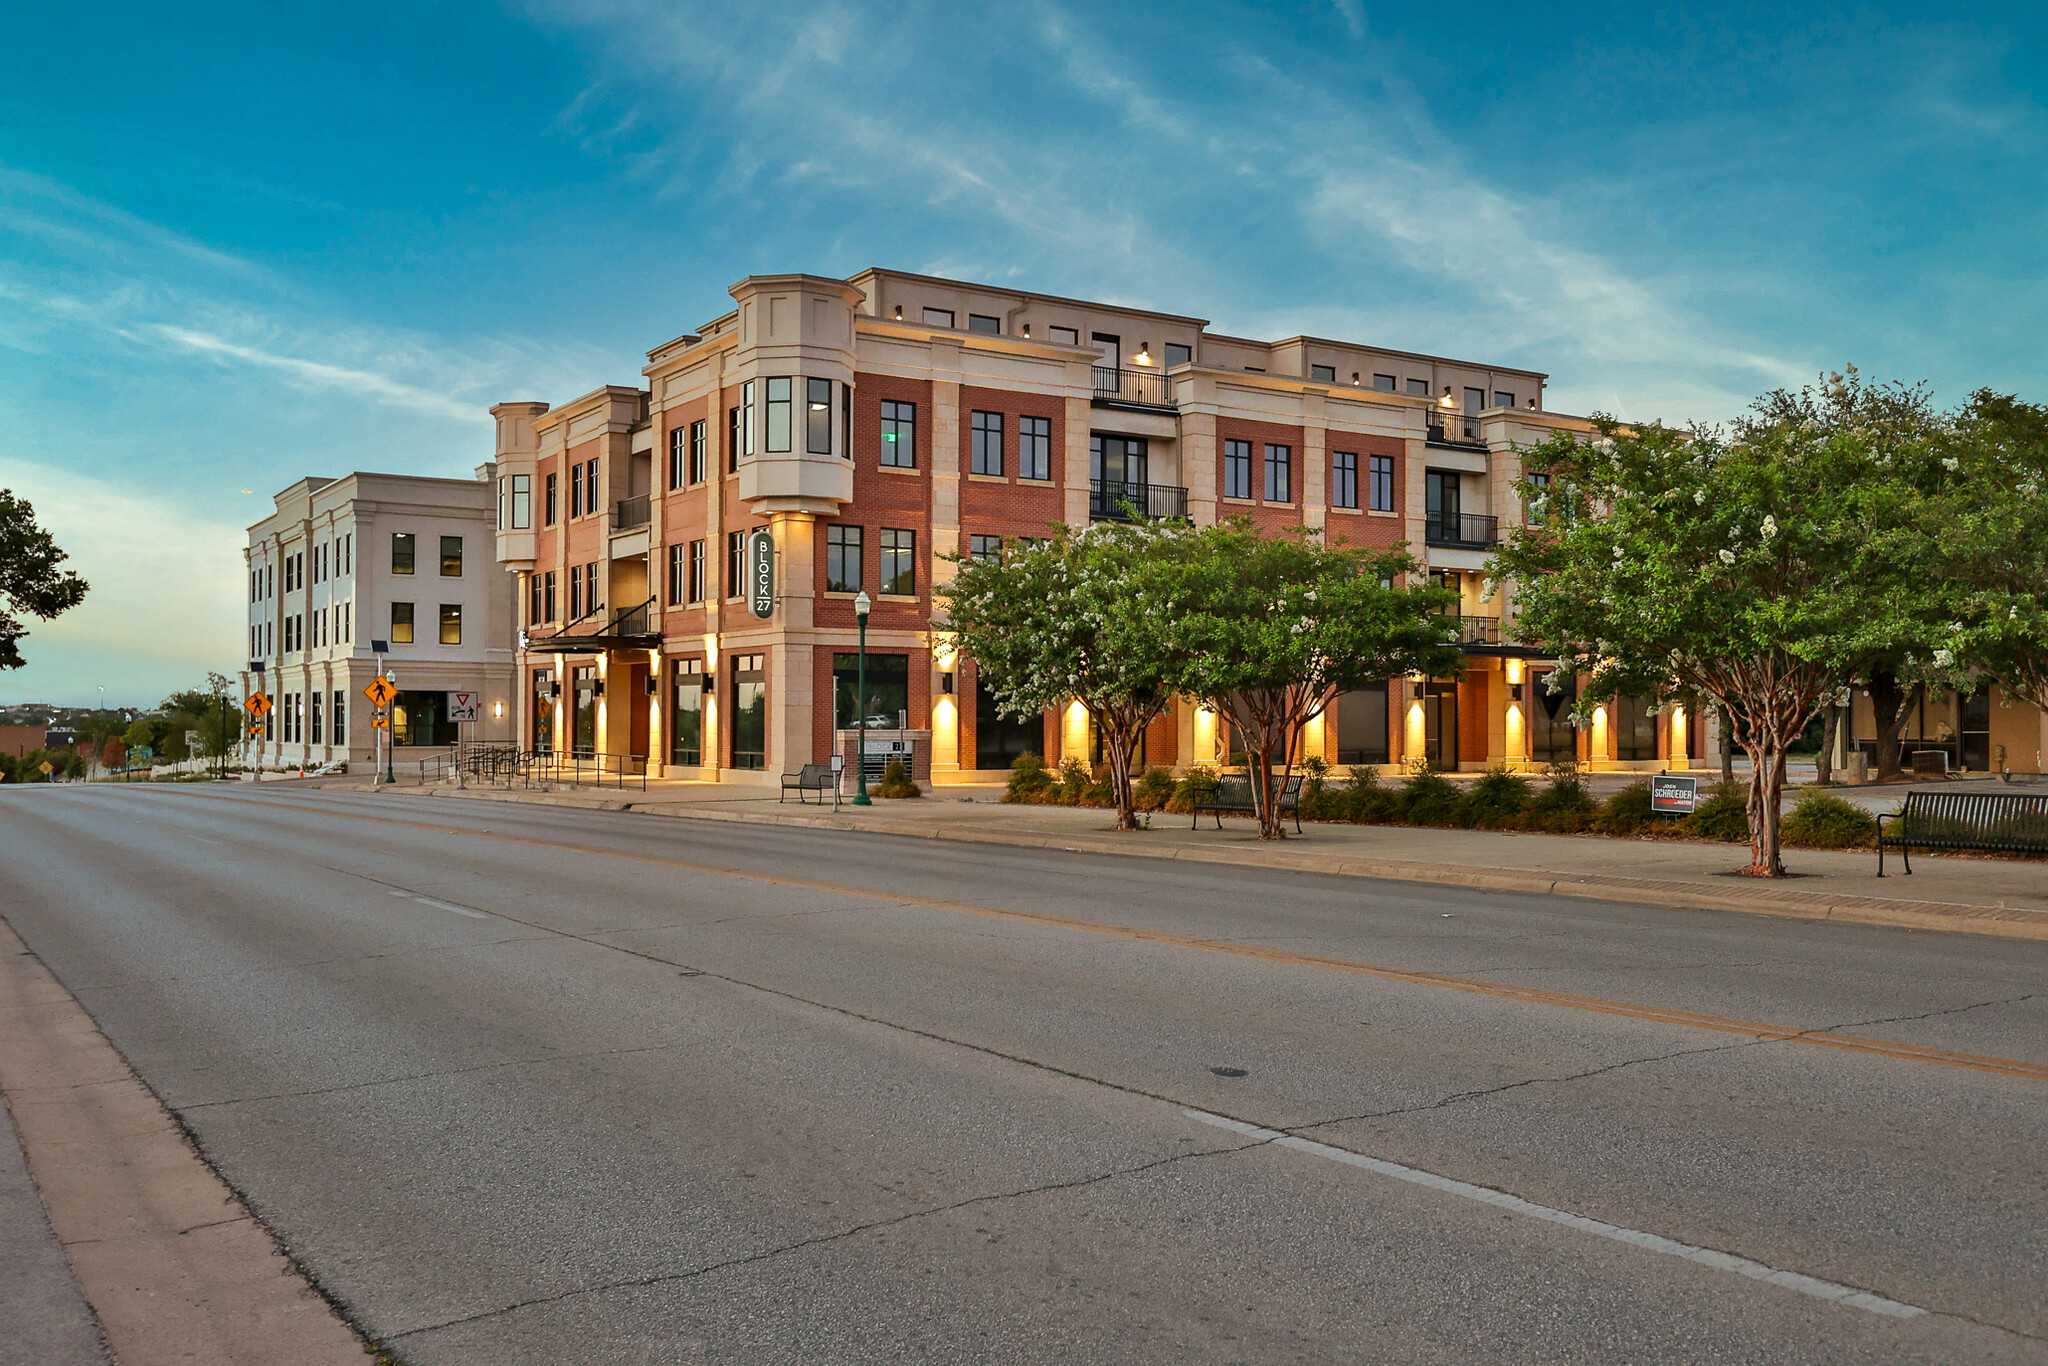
{"left": 143, "top": 788, "right": 2048, "bottom": 1083}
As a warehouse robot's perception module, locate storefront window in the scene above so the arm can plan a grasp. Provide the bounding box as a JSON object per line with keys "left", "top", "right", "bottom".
{"left": 1613, "top": 694, "right": 1659, "bottom": 761}
{"left": 975, "top": 680, "right": 1040, "bottom": 768}
{"left": 572, "top": 665, "right": 598, "bottom": 756}
{"left": 1334, "top": 683, "right": 1389, "bottom": 765}
{"left": 391, "top": 690, "right": 446, "bottom": 748}
{"left": 1530, "top": 672, "right": 1578, "bottom": 763}
{"left": 671, "top": 660, "right": 703, "bottom": 766}
{"left": 531, "top": 669, "right": 554, "bottom": 754}
{"left": 833, "top": 652, "right": 910, "bottom": 730}
{"left": 731, "top": 654, "right": 766, "bottom": 770}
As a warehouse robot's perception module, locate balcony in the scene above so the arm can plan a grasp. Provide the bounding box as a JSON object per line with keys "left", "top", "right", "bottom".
{"left": 1426, "top": 408, "right": 1486, "bottom": 449}
{"left": 1425, "top": 512, "right": 1499, "bottom": 550}
{"left": 1092, "top": 365, "right": 1176, "bottom": 410}
{"left": 612, "top": 495, "right": 651, "bottom": 532}
{"left": 1090, "top": 479, "right": 1189, "bottom": 522}
{"left": 1449, "top": 615, "right": 1501, "bottom": 646}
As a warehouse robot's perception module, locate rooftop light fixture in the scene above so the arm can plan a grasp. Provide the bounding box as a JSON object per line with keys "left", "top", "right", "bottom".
{"left": 1440, "top": 387, "right": 1456, "bottom": 407}
{"left": 1135, "top": 343, "right": 1152, "bottom": 365}
{"left": 1352, "top": 372, "right": 1362, "bottom": 385}
{"left": 1020, "top": 323, "right": 1031, "bottom": 338}
{"left": 893, "top": 304, "right": 903, "bottom": 319}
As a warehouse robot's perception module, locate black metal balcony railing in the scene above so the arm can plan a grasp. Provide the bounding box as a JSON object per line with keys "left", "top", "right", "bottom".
{"left": 1425, "top": 512, "right": 1500, "bottom": 549}
{"left": 1090, "top": 479, "right": 1190, "bottom": 521}
{"left": 612, "top": 494, "right": 650, "bottom": 532}
{"left": 1426, "top": 408, "right": 1485, "bottom": 447}
{"left": 1092, "top": 365, "right": 1176, "bottom": 408}
{"left": 1453, "top": 615, "right": 1501, "bottom": 646}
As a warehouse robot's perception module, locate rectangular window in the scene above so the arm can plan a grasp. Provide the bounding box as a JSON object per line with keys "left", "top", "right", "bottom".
{"left": 1407, "top": 378, "right": 1430, "bottom": 396}
{"left": 727, "top": 530, "right": 744, "bottom": 597}
{"left": 764, "top": 376, "right": 792, "bottom": 452}
{"left": 688, "top": 540, "right": 706, "bottom": 603}
{"left": 807, "top": 378, "right": 832, "bottom": 454}
{"left": 740, "top": 381, "right": 756, "bottom": 460}
{"left": 969, "top": 534, "right": 1002, "bottom": 562}
{"left": 1525, "top": 470, "right": 1552, "bottom": 525}
{"left": 439, "top": 604, "right": 461, "bottom": 645}
{"left": 542, "top": 570, "right": 557, "bottom": 622}
{"left": 880, "top": 528, "right": 916, "bottom": 596}
{"left": 1018, "top": 415, "right": 1051, "bottom": 480}
{"left": 833, "top": 651, "right": 909, "bottom": 731}
{"left": 670, "top": 660, "right": 703, "bottom": 766}
{"left": 1311, "top": 364, "right": 1337, "bottom": 383}
{"left": 1331, "top": 452, "right": 1358, "bottom": 510}
{"left": 1265, "top": 444, "right": 1292, "bottom": 502}
{"left": 585, "top": 458, "right": 600, "bottom": 510}
{"left": 333, "top": 690, "right": 346, "bottom": 747}
{"left": 669, "top": 426, "right": 688, "bottom": 489}
{"left": 311, "top": 690, "right": 323, "bottom": 745}
{"left": 1049, "top": 326, "right": 1079, "bottom": 347}
{"left": 1373, "top": 373, "right": 1397, "bottom": 392}
{"left": 841, "top": 382, "right": 852, "bottom": 462}
{"left": 921, "top": 307, "right": 955, "bottom": 328}
{"left": 583, "top": 563, "right": 598, "bottom": 617}
{"left": 568, "top": 565, "right": 582, "bottom": 621}
{"left": 970, "top": 410, "right": 1004, "bottom": 476}
{"left": 1369, "top": 454, "right": 1395, "bottom": 512}
{"left": 689, "top": 419, "right": 707, "bottom": 483}
{"left": 1223, "top": 439, "right": 1253, "bottom": 499}
{"left": 1165, "top": 343, "right": 1192, "bottom": 367}
{"left": 1494, "top": 391, "right": 1515, "bottom": 410}
{"left": 967, "top": 313, "right": 1000, "bottom": 334}
{"left": 510, "top": 474, "right": 530, "bottom": 528}
{"left": 529, "top": 574, "right": 542, "bottom": 624}
{"left": 825, "top": 524, "right": 862, "bottom": 593}
{"left": 570, "top": 461, "right": 584, "bottom": 518}
{"left": 1464, "top": 386, "right": 1486, "bottom": 414}
{"left": 391, "top": 601, "right": 414, "bottom": 644}
{"left": 731, "top": 653, "right": 766, "bottom": 770}
{"left": 728, "top": 405, "right": 740, "bottom": 473}
{"left": 440, "top": 535, "right": 462, "bottom": 577}
{"left": 880, "top": 400, "right": 916, "bottom": 468}
{"left": 667, "top": 542, "right": 687, "bottom": 606}
{"left": 545, "top": 473, "right": 558, "bottom": 525}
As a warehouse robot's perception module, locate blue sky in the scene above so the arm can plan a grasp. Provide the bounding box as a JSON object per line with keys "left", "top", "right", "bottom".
{"left": 2, "top": 1, "right": 2043, "bottom": 705}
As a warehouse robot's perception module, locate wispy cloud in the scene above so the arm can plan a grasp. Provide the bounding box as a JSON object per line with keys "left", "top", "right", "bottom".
{"left": 144, "top": 325, "right": 490, "bottom": 425}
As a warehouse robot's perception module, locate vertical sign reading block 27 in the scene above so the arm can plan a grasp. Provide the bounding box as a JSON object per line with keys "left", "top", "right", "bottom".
{"left": 747, "top": 528, "right": 776, "bottom": 620}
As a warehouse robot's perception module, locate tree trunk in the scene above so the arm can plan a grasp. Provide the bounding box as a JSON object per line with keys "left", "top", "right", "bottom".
{"left": 1719, "top": 705, "right": 1734, "bottom": 785}
{"left": 1739, "top": 735, "right": 1791, "bottom": 876}
{"left": 1814, "top": 702, "right": 1841, "bottom": 786}
{"left": 1105, "top": 730, "right": 1139, "bottom": 831}
{"left": 1868, "top": 673, "right": 1922, "bottom": 783}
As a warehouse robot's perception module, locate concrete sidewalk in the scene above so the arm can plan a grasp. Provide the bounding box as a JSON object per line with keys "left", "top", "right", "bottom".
{"left": 305, "top": 773, "right": 2048, "bottom": 942}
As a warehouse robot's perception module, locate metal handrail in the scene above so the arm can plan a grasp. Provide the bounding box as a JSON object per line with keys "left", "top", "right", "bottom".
{"left": 1091, "top": 366, "right": 1176, "bottom": 408}
{"left": 1425, "top": 513, "right": 1500, "bottom": 548}
{"left": 1426, "top": 409, "right": 1486, "bottom": 446}
{"left": 1089, "top": 479, "right": 1189, "bottom": 521}
{"left": 612, "top": 495, "right": 651, "bottom": 531}
{"left": 1455, "top": 614, "right": 1501, "bottom": 645}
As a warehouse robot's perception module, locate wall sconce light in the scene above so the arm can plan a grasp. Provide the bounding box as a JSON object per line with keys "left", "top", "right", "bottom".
{"left": 1527, "top": 398, "right": 1537, "bottom": 409}
{"left": 940, "top": 672, "right": 955, "bottom": 694}
{"left": 701, "top": 674, "right": 715, "bottom": 695}
{"left": 549, "top": 681, "right": 562, "bottom": 698}
{"left": 1352, "top": 372, "right": 1362, "bottom": 385}
{"left": 492, "top": 700, "right": 505, "bottom": 718}
{"left": 645, "top": 675, "right": 659, "bottom": 696}
{"left": 1440, "top": 387, "right": 1456, "bottom": 407}
{"left": 1135, "top": 343, "right": 1152, "bottom": 365}
{"left": 1020, "top": 323, "right": 1031, "bottom": 338}
{"left": 592, "top": 679, "right": 605, "bottom": 697}
{"left": 893, "top": 304, "right": 903, "bottom": 320}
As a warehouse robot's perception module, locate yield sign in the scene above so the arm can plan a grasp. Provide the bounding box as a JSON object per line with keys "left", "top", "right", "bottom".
{"left": 244, "top": 693, "right": 273, "bottom": 717}
{"left": 364, "top": 676, "right": 398, "bottom": 709}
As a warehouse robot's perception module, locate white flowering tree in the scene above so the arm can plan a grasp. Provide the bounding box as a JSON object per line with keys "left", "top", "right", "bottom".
{"left": 1944, "top": 391, "right": 2048, "bottom": 723}
{"left": 939, "top": 521, "right": 1185, "bottom": 832}
{"left": 1154, "top": 522, "right": 1461, "bottom": 840}
{"left": 1495, "top": 392, "right": 1944, "bottom": 876}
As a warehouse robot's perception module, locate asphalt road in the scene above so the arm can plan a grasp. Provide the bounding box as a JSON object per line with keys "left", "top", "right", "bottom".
{"left": 2, "top": 783, "right": 2044, "bottom": 1365}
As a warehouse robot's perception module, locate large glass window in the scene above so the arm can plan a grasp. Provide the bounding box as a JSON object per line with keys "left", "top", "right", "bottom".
{"left": 834, "top": 652, "right": 909, "bottom": 730}
{"left": 1423, "top": 679, "right": 1458, "bottom": 771}
{"left": 971, "top": 410, "right": 1004, "bottom": 476}
{"left": 545, "top": 473, "right": 557, "bottom": 525}
{"left": 765, "top": 376, "right": 792, "bottom": 452}
{"left": 531, "top": 669, "right": 554, "bottom": 754}
{"left": 1369, "top": 454, "right": 1395, "bottom": 511}
{"left": 1264, "top": 443, "right": 1292, "bottom": 502}
{"left": 391, "top": 690, "right": 447, "bottom": 747}
{"left": 667, "top": 543, "right": 687, "bottom": 606}
{"left": 510, "top": 474, "right": 530, "bottom": 528}
{"left": 1223, "top": 440, "right": 1252, "bottom": 499}
{"left": 390, "top": 601, "right": 414, "bottom": 644}
{"left": 571, "top": 665, "right": 597, "bottom": 756}
{"left": 726, "top": 531, "right": 744, "bottom": 598}
{"left": 1331, "top": 452, "right": 1358, "bottom": 510}
{"left": 731, "top": 654, "right": 766, "bottom": 770}
{"left": 807, "top": 378, "right": 833, "bottom": 454}
{"left": 391, "top": 532, "right": 415, "bottom": 575}
{"left": 826, "top": 525, "right": 862, "bottom": 593}
{"left": 967, "top": 313, "right": 1000, "bottom": 334}
{"left": 1613, "top": 694, "right": 1659, "bottom": 761}
{"left": 1335, "top": 684, "right": 1390, "bottom": 765}
{"left": 1530, "top": 672, "right": 1579, "bottom": 763}
{"left": 1373, "top": 373, "right": 1397, "bottom": 391}
{"left": 1165, "top": 343, "right": 1192, "bottom": 367}
{"left": 880, "top": 528, "right": 916, "bottom": 596}
{"left": 669, "top": 426, "right": 687, "bottom": 489}
{"left": 688, "top": 540, "right": 706, "bottom": 603}
{"left": 968, "top": 534, "right": 1002, "bottom": 562}
{"left": 439, "top": 604, "right": 461, "bottom": 645}
{"left": 976, "top": 681, "right": 1040, "bottom": 769}
{"left": 570, "top": 460, "right": 585, "bottom": 517}
{"left": 670, "top": 660, "right": 703, "bottom": 766}
{"left": 440, "top": 535, "right": 463, "bottom": 576}
{"left": 880, "top": 400, "right": 916, "bottom": 468}
{"left": 690, "top": 419, "right": 707, "bottom": 483}
{"left": 1019, "top": 415, "right": 1051, "bottom": 480}
{"left": 333, "top": 689, "right": 346, "bottom": 746}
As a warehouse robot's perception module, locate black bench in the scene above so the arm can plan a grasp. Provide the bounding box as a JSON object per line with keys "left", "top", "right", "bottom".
{"left": 1876, "top": 789, "right": 2048, "bottom": 875}
{"left": 779, "top": 762, "right": 836, "bottom": 804}
{"left": 1192, "top": 773, "right": 1303, "bottom": 833}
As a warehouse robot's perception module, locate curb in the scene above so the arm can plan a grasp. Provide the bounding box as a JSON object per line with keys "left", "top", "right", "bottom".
{"left": 386, "top": 784, "right": 2048, "bottom": 944}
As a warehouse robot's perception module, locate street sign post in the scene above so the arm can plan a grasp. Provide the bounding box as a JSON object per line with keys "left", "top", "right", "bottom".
{"left": 1650, "top": 773, "right": 1699, "bottom": 815}
{"left": 364, "top": 677, "right": 398, "bottom": 709}
{"left": 364, "top": 675, "right": 398, "bottom": 785}
{"left": 446, "top": 691, "right": 480, "bottom": 723}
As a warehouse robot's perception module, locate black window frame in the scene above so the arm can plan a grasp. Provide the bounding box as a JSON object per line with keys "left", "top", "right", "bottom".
{"left": 921, "top": 307, "right": 956, "bottom": 328}
{"left": 669, "top": 425, "right": 687, "bottom": 489}
{"left": 1369, "top": 454, "right": 1396, "bottom": 512}
{"left": 880, "top": 400, "right": 917, "bottom": 468}
{"left": 689, "top": 418, "right": 707, "bottom": 484}
{"left": 1311, "top": 364, "right": 1337, "bottom": 383}
{"left": 390, "top": 600, "right": 415, "bottom": 644}
{"left": 1264, "top": 443, "right": 1292, "bottom": 503}
{"left": 825, "top": 524, "right": 863, "bottom": 594}
{"left": 1331, "top": 451, "right": 1358, "bottom": 510}
{"left": 391, "top": 533, "right": 415, "bottom": 575}
{"left": 764, "top": 376, "right": 792, "bottom": 453}
{"left": 1164, "top": 342, "right": 1192, "bottom": 367}
{"left": 967, "top": 313, "right": 1000, "bottom": 334}
{"left": 807, "top": 378, "right": 833, "bottom": 454}
{"left": 438, "top": 603, "right": 462, "bottom": 646}
{"left": 544, "top": 472, "right": 558, "bottom": 525}
{"left": 970, "top": 409, "right": 1004, "bottom": 476}
{"left": 439, "top": 535, "right": 463, "bottom": 577}
{"left": 1018, "top": 414, "right": 1051, "bottom": 480}
{"left": 688, "top": 539, "right": 706, "bottom": 603}
{"left": 1223, "top": 439, "right": 1253, "bottom": 500}
{"left": 726, "top": 530, "right": 745, "bottom": 598}
{"left": 879, "top": 528, "right": 916, "bottom": 597}
{"left": 968, "top": 533, "right": 1002, "bottom": 563}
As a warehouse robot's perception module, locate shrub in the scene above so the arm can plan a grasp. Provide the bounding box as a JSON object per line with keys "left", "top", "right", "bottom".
{"left": 1595, "top": 780, "right": 1656, "bottom": 835}
{"left": 1167, "top": 765, "right": 1221, "bottom": 814}
{"left": 1080, "top": 763, "right": 1116, "bottom": 808}
{"left": 1399, "top": 769, "right": 1466, "bottom": 826}
{"left": 874, "top": 755, "right": 922, "bottom": 798}
{"left": 1781, "top": 790, "right": 1877, "bottom": 849}
{"left": 1685, "top": 781, "right": 1751, "bottom": 842}
{"left": 1465, "top": 764, "right": 1533, "bottom": 829}
{"left": 1299, "top": 754, "right": 1330, "bottom": 796}
{"left": 1005, "top": 752, "right": 1052, "bottom": 803}
{"left": 1526, "top": 758, "right": 1599, "bottom": 833}
{"left": 1056, "top": 757, "right": 1091, "bottom": 804}
{"left": 1132, "top": 765, "right": 1177, "bottom": 812}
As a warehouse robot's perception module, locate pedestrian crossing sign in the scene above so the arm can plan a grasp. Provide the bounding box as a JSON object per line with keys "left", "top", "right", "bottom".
{"left": 364, "top": 676, "right": 398, "bottom": 708}
{"left": 245, "top": 693, "right": 272, "bottom": 717}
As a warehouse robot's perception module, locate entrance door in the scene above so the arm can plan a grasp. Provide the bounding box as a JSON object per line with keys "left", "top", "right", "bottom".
{"left": 1426, "top": 471, "right": 1461, "bottom": 537}
{"left": 624, "top": 659, "right": 650, "bottom": 766}
{"left": 1960, "top": 689, "right": 1992, "bottom": 772}
{"left": 572, "top": 666, "right": 597, "bottom": 756}
{"left": 1091, "top": 332, "right": 1121, "bottom": 372}
{"left": 531, "top": 669, "right": 554, "bottom": 754}
{"left": 1424, "top": 681, "right": 1458, "bottom": 771}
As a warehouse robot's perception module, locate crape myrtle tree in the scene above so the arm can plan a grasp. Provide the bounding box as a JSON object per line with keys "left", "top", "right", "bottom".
{"left": 1494, "top": 396, "right": 1943, "bottom": 877}
{"left": 1161, "top": 521, "right": 1461, "bottom": 841}
{"left": 0, "top": 488, "right": 88, "bottom": 670}
{"left": 939, "top": 520, "right": 1184, "bottom": 832}
{"left": 1944, "top": 391, "right": 2048, "bottom": 721}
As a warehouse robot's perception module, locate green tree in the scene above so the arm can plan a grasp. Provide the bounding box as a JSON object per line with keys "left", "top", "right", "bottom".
{"left": 1494, "top": 393, "right": 1945, "bottom": 877}
{"left": 1157, "top": 521, "right": 1461, "bottom": 840}
{"left": 1943, "top": 391, "right": 2048, "bottom": 724}
{"left": 940, "top": 522, "right": 1185, "bottom": 832}
{"left": 0, "top": 489, "right": 88, "bottom": 670}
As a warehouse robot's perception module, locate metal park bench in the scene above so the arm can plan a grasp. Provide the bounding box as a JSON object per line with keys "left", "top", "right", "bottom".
{"left": 779, "top": 762, "right": 836, "bottom": 804}
{"left": 1876, "top": 789, "right": 2048, "bottom": 876}
{"left": 1191, "top": 773, "right": 1304, "bottom": 834}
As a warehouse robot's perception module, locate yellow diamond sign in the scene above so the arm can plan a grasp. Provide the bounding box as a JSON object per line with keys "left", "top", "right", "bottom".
{"left": 364, "top": 676, "right": 398, "bottom": 709}
{"left": 244, "top": 692, "right": 272, "bottom": 717}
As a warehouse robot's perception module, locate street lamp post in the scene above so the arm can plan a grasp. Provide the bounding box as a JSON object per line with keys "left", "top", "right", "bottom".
{"left": 852, "top": 590, "right": 872, "bottom": 806}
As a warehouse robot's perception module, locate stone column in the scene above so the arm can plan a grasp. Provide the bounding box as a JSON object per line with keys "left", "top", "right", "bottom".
{"left": 1301, "top": 389, "right": 1327, "bottom": 533}
{"left": 767, "top": 510, "right": 817, "bottom": 772}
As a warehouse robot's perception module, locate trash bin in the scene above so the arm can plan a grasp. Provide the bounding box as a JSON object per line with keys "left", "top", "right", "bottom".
{"left": 1841, "top": 750, "right": 1869, "bottom": 786}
